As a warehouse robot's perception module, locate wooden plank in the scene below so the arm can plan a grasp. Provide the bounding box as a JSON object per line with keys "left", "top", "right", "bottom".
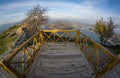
{"left": 27, "top": 42, "right": 94, "bottom": 78}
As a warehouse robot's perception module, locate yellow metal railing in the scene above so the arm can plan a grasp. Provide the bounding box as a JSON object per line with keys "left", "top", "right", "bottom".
{"left": 78, "top": 31, "right": 120, "bottom": 78}
{"left": 0, "top": 30, "right": 78, "bottom": 78}
{"left": 0, "top": 30, "right": 119, "bottom": 78}
{"left": 0, "top": 31, "right": 43, "bottom": 78}
{"left": 42, "top": 30, "right": 78, "bottom": 43}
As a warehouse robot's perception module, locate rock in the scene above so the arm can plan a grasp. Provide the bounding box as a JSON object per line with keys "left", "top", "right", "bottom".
{"left": 14, "top": 29, "right": 34, "bottom": 48}
{"left": 108, "top": 34, "right": 120, "bottom": 46}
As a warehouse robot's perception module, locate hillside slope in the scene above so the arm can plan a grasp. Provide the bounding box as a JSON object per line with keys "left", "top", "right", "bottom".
{"left": 0, "top": 24, "right": 22, "bottom": 55}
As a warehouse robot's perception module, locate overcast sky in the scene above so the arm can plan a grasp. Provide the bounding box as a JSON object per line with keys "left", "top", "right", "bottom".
{"left": 0, "top": 0, "right": 120, "bottom": 25}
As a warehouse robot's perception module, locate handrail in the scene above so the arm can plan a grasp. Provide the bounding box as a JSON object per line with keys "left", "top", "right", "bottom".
{"left": 0, "top": 31, "right": 43, "bottom": 78}
{"left": 0, "top": 30, "right": 78, "bottom": 78}
{"left": 5, "top": 31, "right": 40, "bottom": 62}
{"left": 0, "top": 30, "right": 119, "bottom": 78}
{"left": 96, "top": 57, "right": 120, "bottom": 78}
{"left": 80, "top": 31, "right": 114, "bottom": 59}
{"left": 79, "top": 31, "right": 119, "bottom": 78}
{"left": 41, "top": 30, "right": 79, "bottom": 43}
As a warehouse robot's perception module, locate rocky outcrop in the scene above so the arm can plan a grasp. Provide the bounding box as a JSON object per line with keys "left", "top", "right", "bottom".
{"left": 14, "top": 30, "right": 33, "bottom": 48}
{"left": 15, "top": 27, "right": 22, "bottom": 34}
{"left": 108, "top": 34, "right": 120, "bottom": 46}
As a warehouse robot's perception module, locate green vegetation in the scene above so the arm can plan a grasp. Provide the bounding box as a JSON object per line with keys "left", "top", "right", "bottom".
{"left": 94, "top": 17, "right": 120, "bottom": 55}
{"left": 107, "top": 45, "right": 120, "bottom": 54}
{"left": 112, "top": 46, "right": 120, "bottom": 54}
{"left": 114, "top": 48, "right": 120, "bottom": 54}
{"left": 0, "top": 24, "right": 22, "bottom": 55}
{"left": 95, "top": 17, "right": 116, "bottom": 45}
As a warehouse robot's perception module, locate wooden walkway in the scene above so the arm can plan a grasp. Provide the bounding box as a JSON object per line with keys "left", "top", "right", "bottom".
{"left": 28, "top": 42, "right": 95, "bottom": 78}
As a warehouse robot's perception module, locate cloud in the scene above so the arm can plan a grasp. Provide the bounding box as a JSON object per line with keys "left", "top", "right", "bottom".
{"left": 46, "top": 0, "right": 119, "bottom": 23}
{"left": 0, "top": 0, "right": 119, "bottom": 25}
{"left": 0, "top": 16, "right": 24, "bottom": 25}
{"left": 0, "top": 1, "right": 35, "bottom": 10}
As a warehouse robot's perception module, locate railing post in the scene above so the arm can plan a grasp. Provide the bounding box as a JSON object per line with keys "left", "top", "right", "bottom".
{"left": 34, "top": 37, "right": 40, "bottom": 50}
{"left": 75, "top": 30, "right": 80, "bottom": 44}
{"left": 40, "top": 31, "right": 44, "bottom": 44}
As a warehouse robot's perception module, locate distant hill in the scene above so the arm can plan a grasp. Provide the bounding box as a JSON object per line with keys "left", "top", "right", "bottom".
{"left": 0, "top": 21, "right": 22, "bottom": 33}
{"left": 47, "top": 19, "right": 93, "bottom": 29}
{"left": 0, "top": 24, "right": 22, "bottom": 55}
{"left": 48, "top": 18, "right": 93, "bottom": 28}
{"left": 47, "top": 21, "right": 74, "bottom": 29}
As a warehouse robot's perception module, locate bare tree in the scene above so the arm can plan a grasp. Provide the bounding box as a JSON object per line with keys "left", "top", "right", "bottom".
{"left": 95, "top": 17, "right": 116, "bottom": 45}
{"left": 23, "top": 5, "right": 48, "bottom": 35}
{"left": 15, "top": 5, "right": 48, "bottom": 47}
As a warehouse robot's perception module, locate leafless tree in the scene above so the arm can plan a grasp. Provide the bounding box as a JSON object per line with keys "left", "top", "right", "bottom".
{"left": 15, "top": 5, "right": 48, "bottom": 47}
{"left": 23, "top": 5, "right": 48, "bottom": 35}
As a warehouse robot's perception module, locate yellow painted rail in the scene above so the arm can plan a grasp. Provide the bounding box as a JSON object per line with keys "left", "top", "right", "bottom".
{"left": 78, "top": 31, "right": 120, "bottom": 78}
{"left": 0, "top": 30, "right": 119, "bottom": 78}
{"left": 0, "top": 31, "right": 43, "bottom": 78}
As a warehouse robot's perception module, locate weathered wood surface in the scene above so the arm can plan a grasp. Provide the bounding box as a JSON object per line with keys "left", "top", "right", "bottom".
{"left": 28, "top": 42, "right": 94, "bottom": 78}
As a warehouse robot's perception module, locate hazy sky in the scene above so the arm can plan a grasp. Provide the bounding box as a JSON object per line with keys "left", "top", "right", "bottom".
{"left": 0, "top": 0, "right": 120, "bottom": 25}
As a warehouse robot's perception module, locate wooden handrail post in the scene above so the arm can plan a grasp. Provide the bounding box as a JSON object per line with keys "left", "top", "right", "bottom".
{"left": 75, "top": 30, "right": 80, "bottom": 44}
{"left": 40, "top": 31, "right": 44, "bottom": 44}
